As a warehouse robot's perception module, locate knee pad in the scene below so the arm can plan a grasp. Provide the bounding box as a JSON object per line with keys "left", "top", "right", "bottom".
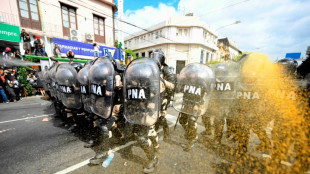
{"left": 179, "top": 114, "right": 188, "bottom": 126}
{"left": 100, "top": 126, "right": 110, "bottom": 139}
{"left": 137, "top": 136, "right": 152, "bottom": 148}
{"left": 188, "top": 116, "right": 197, "bottom": 129}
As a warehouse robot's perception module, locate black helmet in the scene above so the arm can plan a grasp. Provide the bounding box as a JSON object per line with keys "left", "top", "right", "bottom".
{"left": 277, "top": 58, "right": 298, "bottom": 74}
{"left": 104, "top": 55, "right": 124, "bottom": 72}
{"left": 71, "top": 62, "right": 83, "bottom": 72}
{"left": 153, "top": 49, "right": 166, "bottom": 66}
{"left": 214, "top": 64, "right": 229, "bottom": 77}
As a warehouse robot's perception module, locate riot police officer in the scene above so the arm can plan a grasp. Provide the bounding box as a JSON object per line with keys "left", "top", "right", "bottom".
{"left": 123, "top": 57, "right": 161, "bottom": 173}
{"left": 56, "top": 62, "right": 83, "bottom": 132}
{"left": 173, "top": 63, "right": 215, "bottom": 152}
{"left": 202, "top": 63, "right": 237, "bottom": 145}
{"left": 152, "top": 49, "right": 176, "bottom": 141}
{"left": 88, "top": 56, "right": 125, "bottom": 165}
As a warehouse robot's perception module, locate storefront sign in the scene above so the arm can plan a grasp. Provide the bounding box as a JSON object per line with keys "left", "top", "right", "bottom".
{"left": 0, "top": 23, "right": 21, "bottom": 43}
{"left": 53, "top": 37, "right": 122, "bottom": 60}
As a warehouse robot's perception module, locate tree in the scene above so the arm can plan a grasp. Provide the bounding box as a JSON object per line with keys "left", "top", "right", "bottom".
{"left": 124, "top": 49, "right": 136, "bottom": 65}
{"left": 114, "top": 40, "right": 119, "bottom": 49}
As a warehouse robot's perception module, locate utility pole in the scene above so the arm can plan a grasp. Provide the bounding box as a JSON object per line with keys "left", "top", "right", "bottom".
{"left": 118, "top": 0, "right": 124, "bottom": 47}
{"left": 117, "top": 0, "right": 124, "bottom": 61}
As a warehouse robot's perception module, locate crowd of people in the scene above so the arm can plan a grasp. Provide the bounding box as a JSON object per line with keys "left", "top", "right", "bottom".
{"left": 0, "top": 66, "right": 45, "bottom": 104}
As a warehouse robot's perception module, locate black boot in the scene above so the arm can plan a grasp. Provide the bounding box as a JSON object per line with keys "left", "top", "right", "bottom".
{"left": 84, "top": 139, "right": 95, "bottom": 148}
{"left": 162, "top": 118, "right": 170, "bottom": 141}
{"left": 89, "top": 152, "right": 108, "bottom": 165}
{"left": 143, "top": 157, "right": 159, "bottom": 173}
{"left": 183, "top": 136, "right": 197, "bottom": 152}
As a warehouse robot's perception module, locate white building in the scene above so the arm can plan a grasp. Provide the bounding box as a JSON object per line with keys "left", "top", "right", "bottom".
{"left": 124, "top": 15, "right": 218, "bottom": 74}
{"left": 216, "top": 38, "right": 242, "bottom": 61}
{"left": 0, "top": 0, "right": 117, "bottom": 59}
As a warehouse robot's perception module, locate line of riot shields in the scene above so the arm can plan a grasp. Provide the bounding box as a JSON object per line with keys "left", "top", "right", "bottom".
{"left": 40, "top": 53, "right": 309, "bottom": 173}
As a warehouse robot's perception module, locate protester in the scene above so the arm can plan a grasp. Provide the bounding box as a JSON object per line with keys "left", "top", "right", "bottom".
{"left": 34, "top": 35, "right": 45, "bottom": 56}
{"left": 27, "top": 71, "right": 37, "bottom": 86}
{"left": 5, "top": 72, "right": 16, "bottom": 102}
{"left": 0, "top": 69, "right": 8, "bottom": 103}
{"left": 12, "top": 76, "right": 21, "bottom": 101}
{"left": 93, "top": 43, "right": 99, "bottom": 59}
{"left": 20, "top": 29, "right": 31, "bottom": 55}
{"left": 14, "top": 50, "right": 23, "bottom": 60}
{"left": 34, "top": 69, "right": 45, "bottom": 96}
{"left": 66, "top": 50, "right": 74, "bottom": 63}
{"left": 3, "top": 47, "right": 13, "bottom": 60}
{"left": 53, "top": 44, "right": 62, "bottom": 58}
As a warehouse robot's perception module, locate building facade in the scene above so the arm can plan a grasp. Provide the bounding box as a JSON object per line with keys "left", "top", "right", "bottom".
{"left": 0, "top": 0, "right": 117, "bottom": 59}
{"left": 216, "top": 38, "right": 242, "bottom": 62}
{"left": 124, "top": 15, "right": 218, "bottom": 74}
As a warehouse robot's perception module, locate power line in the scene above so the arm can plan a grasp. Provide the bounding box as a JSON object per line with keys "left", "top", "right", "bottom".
{"left": 37, "top": 1, "right": 165, "bottom": 48}
{"left": 197, "top": 0, "right": 250, "bottom": 17}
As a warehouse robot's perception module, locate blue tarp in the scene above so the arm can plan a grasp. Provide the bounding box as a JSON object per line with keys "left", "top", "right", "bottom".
{"left": 53, "top": 38, "right": 123, "bottom": 61}
{"left": 285, "top": 53, "right": 301, "bottom": 59}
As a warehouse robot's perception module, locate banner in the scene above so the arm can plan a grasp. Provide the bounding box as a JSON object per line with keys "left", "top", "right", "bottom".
{"left": 53, "top": 37, "right": 121, "bottom": 60}
{"left": 285, "top": 53, "right": 301, "bottom": 59}
{"left": 0, "top": 23, "right": 21, "bottom": 43}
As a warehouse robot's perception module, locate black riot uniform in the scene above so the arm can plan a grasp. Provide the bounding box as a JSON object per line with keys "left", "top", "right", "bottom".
{"left": 55, "top": 62, "right": 83, "bottom": 132}
{"left": 88, "top": 56, "right": 125, "bottom": 165}
{"left": 153, "top": 49, "right": 176, "bottom": 141}
{"left": 76, "top": 61, "right": 99, "bottom": 148}
{"left": 123, "top": 58, "right": 161, "bottom": 173}
{"left": 202, "top": 63, "right": 237, "bottom": 145}
{"left": 173, "top": 63, "right": 215, "bottom": 151}
{"left": 48, "top": 61, "right": 65, "bottom": 119}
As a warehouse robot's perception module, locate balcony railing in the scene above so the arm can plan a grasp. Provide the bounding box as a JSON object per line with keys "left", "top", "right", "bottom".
{"left": 0, "top": 11, "right": 20, "bottom": 26}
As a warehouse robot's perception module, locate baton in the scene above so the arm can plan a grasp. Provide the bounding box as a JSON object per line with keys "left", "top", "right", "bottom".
{"left": 174, "top": 112, "right": 181, "bottom": 131}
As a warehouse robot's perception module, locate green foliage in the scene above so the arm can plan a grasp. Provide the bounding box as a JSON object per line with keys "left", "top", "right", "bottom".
{"left": 17, "top": 67, "right": 33, "bottom": 96}
{"left": 234, "top": 51, "right": 250, "bottom": 62}
{"left": 124, "top": 49, "right": 136, "bottom": 64}
{"left": 114, "top": 40, "right": 119, "bottom": 49}
{"left": 206, "top": 60, "right": 221, "bottom": 65}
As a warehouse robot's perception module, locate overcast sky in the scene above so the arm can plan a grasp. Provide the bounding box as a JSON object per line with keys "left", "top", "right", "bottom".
{"left": 121, "top": 0, "right": 310, "bottom": 61}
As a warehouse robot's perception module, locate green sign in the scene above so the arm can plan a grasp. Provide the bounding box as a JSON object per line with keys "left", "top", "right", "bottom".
{"left": 0, "top": 23, "right": 21, "bottom": 42}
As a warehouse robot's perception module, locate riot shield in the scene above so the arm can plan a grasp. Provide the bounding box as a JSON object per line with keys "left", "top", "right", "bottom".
{"left": 48, "top": 65, "right": 59, "bottom": 99}
{"left": 88, "top": 57, "right": 115, "bottom": 118}
{"left": 123, "top": 58, "right": 161, "bottom": 126}
{"left": 77, "top": 64, "right": 92, "bottom": 113}
{"left": 173, "top": 63, "right": 215, "bottom": 117}
{"left": 208, "top": 63, "right": 238, "bottom": 119}
{"left": 56, "top": 63, "right": 82, "bottom": 109}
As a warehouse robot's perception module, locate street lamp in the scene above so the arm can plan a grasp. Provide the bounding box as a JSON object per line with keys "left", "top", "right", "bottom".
{"left": 216, "top": 20, "right": 241, "bottom": 31}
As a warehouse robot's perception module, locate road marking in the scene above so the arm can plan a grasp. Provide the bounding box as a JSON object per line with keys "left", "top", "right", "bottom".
{"left": 0, "top": 114, "right": 54, "bottom": 124}
{"left": 0, "top": 128, "right": 15, "bottom": 134}
{"left": 55, "top": 114, "right": 179, "bottom": 174}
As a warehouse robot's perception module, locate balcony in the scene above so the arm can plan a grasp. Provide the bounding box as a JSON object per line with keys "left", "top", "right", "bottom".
{"left": 0, "top": 11, "right": 20, "bottom": 26}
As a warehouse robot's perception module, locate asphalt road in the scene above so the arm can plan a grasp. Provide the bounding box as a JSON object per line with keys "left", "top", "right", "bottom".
{"left": 0, "top": 96, "right": 275, "bottom": 174}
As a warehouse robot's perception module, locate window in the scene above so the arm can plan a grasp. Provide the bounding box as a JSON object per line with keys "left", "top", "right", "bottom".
{"left": 142, "top": 52, "right": 145, "bottom": 57}
{"left": 17, "top": 0, "right": 41, "bottom": 30}
{"left": 93, "top": 15, "right": 105, "bottom": 43}
{"left": 206, "top": 52, "right": 209, "bottom": 63}
{"left": 136, "top": 53, "right": 139, "bottom": 57}
{"left": 148, "top": 51, "right": 153, "bottom": 57}
{"left": 61, "top": 4, "right": 77, "bottom": 36}
{"left": 177, "top": 28, "right": 188, "bottom": 37}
